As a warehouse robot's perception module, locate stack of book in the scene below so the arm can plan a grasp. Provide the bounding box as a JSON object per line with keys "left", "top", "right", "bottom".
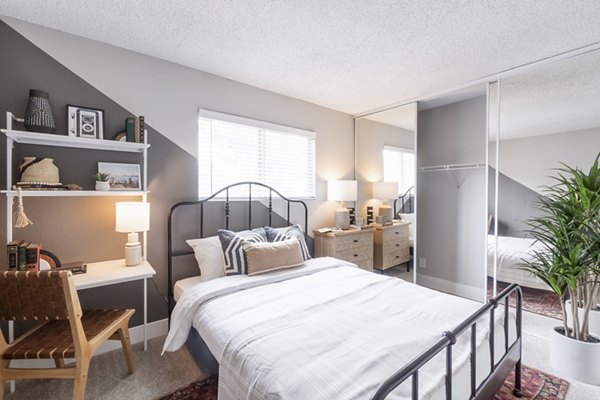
{"left": 7, "top": 240, "right": 41, "bottom": 272}
{"left": 125, "top": 115, "right": 145, "bottom": 143}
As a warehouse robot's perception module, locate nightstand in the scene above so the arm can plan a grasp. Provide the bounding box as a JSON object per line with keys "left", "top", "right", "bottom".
{"left": 313, "top": 228, "right": 374, "bottom": 271}
{"left": 373, "top": 222, "right": 410, "bottom": 271}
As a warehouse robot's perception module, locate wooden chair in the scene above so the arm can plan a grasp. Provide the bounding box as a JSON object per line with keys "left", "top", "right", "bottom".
{"left": 0, "top": 270, "right": 135, "bottom": 400}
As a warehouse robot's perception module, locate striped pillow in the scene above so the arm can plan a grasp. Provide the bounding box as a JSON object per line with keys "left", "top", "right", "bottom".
{"left": 217, "top": 228, "right": 267, "bottom": 275}
{"left": 265, "top": 224, "right": 311, "bottom": 261}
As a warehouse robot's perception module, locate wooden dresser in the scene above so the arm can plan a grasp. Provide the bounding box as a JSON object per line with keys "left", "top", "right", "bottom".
{"left": 313, "top": 228, "right": 374, "bottom": 271}
{"left": 373, "top": 222, "right": 410, "bottom": 271}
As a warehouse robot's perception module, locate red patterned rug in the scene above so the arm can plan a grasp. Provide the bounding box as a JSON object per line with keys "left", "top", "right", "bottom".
{"left": 158, "top": 365, "right": 569, "bottom": 400}
{"left": 489, "top": 279, "right": 563, "bottom": 320}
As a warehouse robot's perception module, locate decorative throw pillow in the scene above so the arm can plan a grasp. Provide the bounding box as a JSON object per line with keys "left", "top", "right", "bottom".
{"left": 244, "top": 238, "right": 304, "bottom": 276}
{"left": 186, "top": 236, "right": 226, "bottom": 282}
{"left": 217, "top": 228, "right": 267, "bottom": 275}
{"left": 265, "top": 224, "right": 311, "bottom": 261}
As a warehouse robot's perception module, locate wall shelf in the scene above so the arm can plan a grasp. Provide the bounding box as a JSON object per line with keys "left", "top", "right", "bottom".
{"left": 1, "top": 190, "right": 149, "bottom": 197}
{"left": 1, "top": 129, "right": 150, "bottom": 153}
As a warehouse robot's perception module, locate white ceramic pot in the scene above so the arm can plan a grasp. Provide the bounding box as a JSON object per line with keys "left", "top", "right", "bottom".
{"left": 550, "top": 326, "right": 600, "bottom": 385}
{"left": 95, "top": 181, "right": 110, "bottom": 191}
{"left": 565, "top": 300, "right": 600, "bottom": 337}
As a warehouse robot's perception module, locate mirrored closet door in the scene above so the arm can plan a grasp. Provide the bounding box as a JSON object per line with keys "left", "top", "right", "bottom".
{"left": 355, "top": 103, "right": 417, "bottom": 282}
{"left": 487, "top": 49, "right": 600, "bottom": 297}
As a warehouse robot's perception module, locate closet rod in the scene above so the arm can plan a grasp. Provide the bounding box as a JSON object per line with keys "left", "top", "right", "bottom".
{"left": 419, "top": 163, "right": 485, "bottom": 172}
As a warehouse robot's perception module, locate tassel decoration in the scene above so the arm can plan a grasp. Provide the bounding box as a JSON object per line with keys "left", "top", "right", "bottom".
{"left": 14, "top": 187, "right": 32, "bottom": 228}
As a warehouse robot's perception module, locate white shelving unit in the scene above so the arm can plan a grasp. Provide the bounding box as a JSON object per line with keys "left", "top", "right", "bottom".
{"left": 2, "top": 109, "right": 151, "bottom": 270}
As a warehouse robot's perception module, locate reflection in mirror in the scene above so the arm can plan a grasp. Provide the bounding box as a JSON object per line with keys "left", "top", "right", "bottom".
{"left": 355, "top": 103, "right": 417, "bottom": 283}
{"left": 492, "top": 50, "right": 600, "bottom": 299}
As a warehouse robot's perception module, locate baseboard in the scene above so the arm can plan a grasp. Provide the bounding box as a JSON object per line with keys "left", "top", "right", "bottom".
{"left": 10, "top": 318, "right": 169, "bottom": 369}
{"left": 417, "top": 274, "right": 485, "bottom": 302}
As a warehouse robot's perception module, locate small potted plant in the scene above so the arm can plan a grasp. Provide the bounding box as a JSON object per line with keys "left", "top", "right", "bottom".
{"left": 521, "top": 154, "right": 600, "bottom": 384}
{"left": 94, "top": 172, "right": 110, "bottom": 191}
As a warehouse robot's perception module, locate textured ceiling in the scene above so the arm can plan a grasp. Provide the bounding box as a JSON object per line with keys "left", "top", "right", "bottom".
{"left": 2, "top": 1, "right": 600, "bottom": 115}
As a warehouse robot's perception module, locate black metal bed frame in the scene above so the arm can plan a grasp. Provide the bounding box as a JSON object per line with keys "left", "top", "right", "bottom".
{"left": 394, "top": 186, "right": 415, "bottom": 217}
{"left": 371, "top": 283, "right": 523, "bottom": 400}
{"left": 167, "top": 181, "right": 308, "bottom": 318}
{"left": 167, "top": 182, "right": 522, "bottom": 399}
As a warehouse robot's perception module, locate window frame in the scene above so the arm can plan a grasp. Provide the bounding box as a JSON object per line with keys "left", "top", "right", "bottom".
{"left": 382, "top": 145, "right": 415, "bottom": 196}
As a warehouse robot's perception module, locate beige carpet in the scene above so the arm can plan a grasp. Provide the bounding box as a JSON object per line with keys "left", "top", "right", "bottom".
{"left": 3, "top": 336, "right": 206, "bottom": 400}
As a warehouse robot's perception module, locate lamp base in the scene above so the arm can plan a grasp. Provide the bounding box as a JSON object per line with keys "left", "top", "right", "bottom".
{"left": 378, "top": 204, "right": 393, "bottom": 224}
{"left": 125, "top": 243, "right": 142, "bottom": 266}
{"left": 334, "top": 209, "right": 350, "bottom": 230}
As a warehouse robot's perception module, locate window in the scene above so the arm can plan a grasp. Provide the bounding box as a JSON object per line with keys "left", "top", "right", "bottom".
{"left": 383, "top": 146, "right": 415, "bottom": 195}
{"left": 198, "top": 110, "right": 316, "bottom": 199}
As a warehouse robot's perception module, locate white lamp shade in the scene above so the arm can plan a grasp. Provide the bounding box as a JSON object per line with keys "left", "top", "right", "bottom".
{"left": 116, "top": 202, "right": 150, "bottom": 233}
{"left": 372, "top": 182, "right": 399, "bottom": 201}
{"left": 327, "top": 180, "right": 357, "bottom": 202}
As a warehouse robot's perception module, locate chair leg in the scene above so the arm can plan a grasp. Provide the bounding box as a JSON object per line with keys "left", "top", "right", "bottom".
{"left": 118, "top": 327, "right": 135, "bottom": 374}
{"left": 73, "top": 358, "right": 90, "bottom": 400}
{"left": 0, "top": 359, "right": 9, "bottom": 400}
{"left": 55, "top": 358, "right": 65, "bottom": 368}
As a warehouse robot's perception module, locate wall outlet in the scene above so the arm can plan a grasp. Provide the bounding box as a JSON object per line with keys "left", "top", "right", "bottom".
{"left": 419, "top": 258, "right": 426, "bottom": 269}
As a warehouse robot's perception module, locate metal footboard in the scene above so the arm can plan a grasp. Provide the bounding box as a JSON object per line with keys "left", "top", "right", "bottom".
{"left": 371, "top": 284, "right": 523, "bottom": 400}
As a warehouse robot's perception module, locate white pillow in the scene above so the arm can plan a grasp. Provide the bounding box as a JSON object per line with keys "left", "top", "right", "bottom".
{"left": 186, "top": 236, "right": 226, "bottom": 282}
{"left": 399, "top": 213, "right": 415, "bottom": 240}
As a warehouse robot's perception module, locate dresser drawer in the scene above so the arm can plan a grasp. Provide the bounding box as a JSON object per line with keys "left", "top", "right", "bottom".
{"left": 332, "top": 231, "right": 373, "bottom": 251}
{"left": 335, "top": 245, "right": 373, "bottom": 270}
{"left": 380, "top": 248, "right": 410, "bottom": 269}
{"left": 382, "top": 224, "right": 409, "bottom": 243}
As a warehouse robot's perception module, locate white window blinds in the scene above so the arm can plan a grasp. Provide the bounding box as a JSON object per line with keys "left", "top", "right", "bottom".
{"left": 198, "top": 110, "right": 316, "bottom": 199}
{"left": 383, "top": 146, "right": 415, "bottom": 195}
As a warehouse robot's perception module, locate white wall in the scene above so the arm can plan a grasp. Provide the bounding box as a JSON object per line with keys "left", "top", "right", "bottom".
{"left": 4, "top": 17, "right": 355, "bottom": 231}
{"left": 493, "top": 127, "right": 600, "bottom": 192}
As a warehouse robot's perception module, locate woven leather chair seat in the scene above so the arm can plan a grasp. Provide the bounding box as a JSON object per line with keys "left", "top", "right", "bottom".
{"left": 3, "top": 309, "right": 134, "bottom": 360}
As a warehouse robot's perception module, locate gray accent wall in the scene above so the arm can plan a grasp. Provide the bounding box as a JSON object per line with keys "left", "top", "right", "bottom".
{"left": 416, "top": 96, "right": 487, "bottom": 300}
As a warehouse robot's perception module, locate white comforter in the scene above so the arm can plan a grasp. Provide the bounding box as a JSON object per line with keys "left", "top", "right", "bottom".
{"left": 164, "top": 257, "right": 495, "bottom": 400}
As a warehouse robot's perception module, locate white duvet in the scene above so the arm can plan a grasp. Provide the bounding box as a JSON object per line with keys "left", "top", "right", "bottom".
{"left": 164, "top": 257, "right": 500, "bottom": 400}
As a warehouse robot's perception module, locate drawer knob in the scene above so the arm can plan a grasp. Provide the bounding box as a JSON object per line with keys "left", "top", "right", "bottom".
{"left": 395, "top": 244, "right": 400, "bottom": 247}
{"left": 396, "top": 256, "right": 399, "bottom": 259}
{"left": 354, "top": 254, "right": 358, "bottom": 257}
{"left": 395, "top": 231, "right": 399, "bottom": 235}
{"left": 353, "top": 239, "right": 358, "bottom": 243}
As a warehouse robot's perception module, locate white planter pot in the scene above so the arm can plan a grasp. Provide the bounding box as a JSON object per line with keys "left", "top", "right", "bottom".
{"left": 550, "top": 326, "right": 600, "bottom": 385}
{"left": 565, "top": 300, "right": 600, "bottom": 337}
{"left": 95, "top": 181, "right": 110, "bottom": 191}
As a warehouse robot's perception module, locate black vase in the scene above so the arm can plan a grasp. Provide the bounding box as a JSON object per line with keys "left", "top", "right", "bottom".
{"left": 24, "top": 89, "right": 55, "bottom": 133}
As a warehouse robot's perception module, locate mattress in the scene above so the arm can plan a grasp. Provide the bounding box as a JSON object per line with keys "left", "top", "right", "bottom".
{"left": 487, "top": 235, "right": 548, "bottom": 290}
{"left": 166, "top": 257, "right": 513, "bottom": 400}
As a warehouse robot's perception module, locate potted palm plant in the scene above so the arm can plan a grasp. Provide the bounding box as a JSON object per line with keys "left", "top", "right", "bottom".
{"left": 521, "top": 154, "right": 600, "bottom": 384}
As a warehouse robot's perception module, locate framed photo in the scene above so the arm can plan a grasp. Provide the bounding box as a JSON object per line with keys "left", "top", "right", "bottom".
{"left": 67, "top": 105, "right": 104, "bottom": 139}
{"left": 98, "top": 162, "right": 141, "bottom": 190}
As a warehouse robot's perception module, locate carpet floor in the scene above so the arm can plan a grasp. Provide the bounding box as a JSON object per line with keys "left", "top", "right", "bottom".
{"left": 489, "top": 279, "right": 563, "bottom": 320}
{"left": 158, "top": 365, "right": 569, "bottom": 400}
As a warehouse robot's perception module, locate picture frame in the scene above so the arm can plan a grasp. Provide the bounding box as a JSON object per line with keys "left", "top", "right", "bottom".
{"left": 97, "top": 162, "right": 141, "bottom": 191}
{"left": 67, "top": 105, "right": 104, "bottom": 139}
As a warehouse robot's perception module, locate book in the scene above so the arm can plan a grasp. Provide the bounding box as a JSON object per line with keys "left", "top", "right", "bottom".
{"left": 59, "top": 261, "right": 87, "bottom": 275}
{"left": 125, "top": 117, "right": 135, "bottom": 142}
{"left": 138, "top": 115, "right": 145, "bottom": 143}
{"left": 134, "top": 116, "right": 140, "bottom": 143}
{"left": 7, "top": 240, "right": 23, "bottom": 270}
{"left": 25, "top": 243, "right": 41, "bottom": 272}
{"left": 17, "top": 242, "right": 29, "bottom": 271}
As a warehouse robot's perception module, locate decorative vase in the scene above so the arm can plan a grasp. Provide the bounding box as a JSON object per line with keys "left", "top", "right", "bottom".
{"left": 19, "top": 157, "right": 60, "bottom": 184}
{"left": 550, "top": 326, "right": 600, "bottom": 385}
{"left": 24, "top": 89, "right": 55, "bottom": 133}
{"left": 95, "top": 181, "right": 110, "bottom": 191}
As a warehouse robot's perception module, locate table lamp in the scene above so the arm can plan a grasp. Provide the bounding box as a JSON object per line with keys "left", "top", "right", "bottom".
{"left": 116, "top": 202, "right": 150, "bottom": 266}
{"left": 327, "top": 180, "right": 357, "bottom": 229}
{"left": 372, "top": 182, "right": 398, "bottom": 224}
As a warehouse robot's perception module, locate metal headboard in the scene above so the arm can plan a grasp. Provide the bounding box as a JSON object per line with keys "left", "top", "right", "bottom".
{"left": 394, "top": 186, "right": 414, "bottom": 217}
{"left": 167, "top": 181, "right": 308, "bottom": 316}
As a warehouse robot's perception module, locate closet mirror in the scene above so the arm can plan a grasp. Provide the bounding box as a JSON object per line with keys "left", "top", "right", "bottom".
{"left": 416, "top": 84, "right": 488, "bottom": 302}
{"left": 355, "top": 102, "right": 417, "bottom": 282}
{"left": 488, "top": 49, "right": 600, "bottom": 297}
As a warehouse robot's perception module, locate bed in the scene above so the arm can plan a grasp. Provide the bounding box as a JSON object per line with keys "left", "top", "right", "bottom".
{"left": 165, "top": 182, "right": 523, "bottom": 400}
{"left": 487, "top": 235, "right": 548, "bottom": 290}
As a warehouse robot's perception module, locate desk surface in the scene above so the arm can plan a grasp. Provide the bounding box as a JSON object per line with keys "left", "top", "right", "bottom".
{"left": 73, "top": 259, "right": 156, "bottom": 290}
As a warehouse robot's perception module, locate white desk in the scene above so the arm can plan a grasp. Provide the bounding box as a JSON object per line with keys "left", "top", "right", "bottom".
{"left": 74, "top": 259, "right": 156, "bottom": 350}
